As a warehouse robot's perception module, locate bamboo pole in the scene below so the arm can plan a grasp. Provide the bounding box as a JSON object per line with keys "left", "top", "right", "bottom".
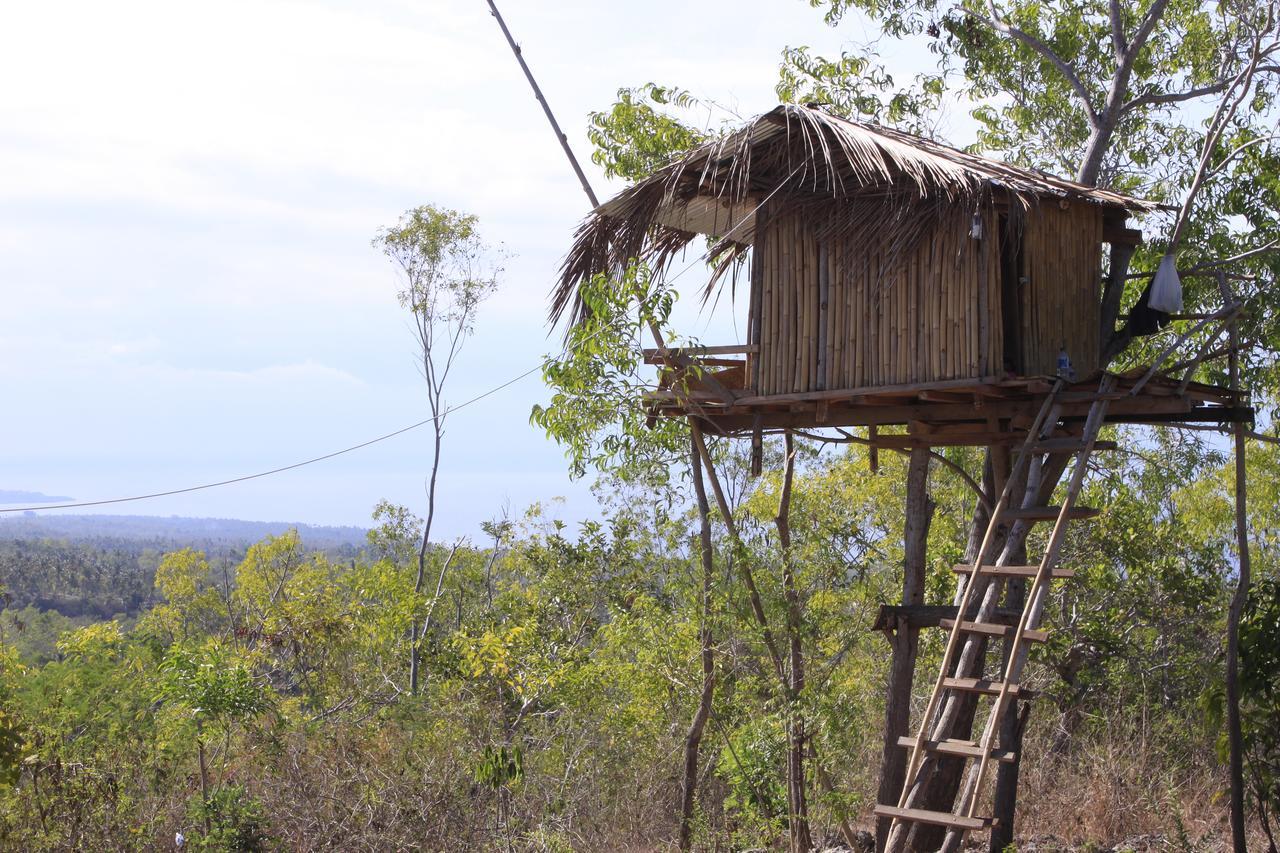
{"left": 818, "top": 241, "right": 830, "bottom": 391}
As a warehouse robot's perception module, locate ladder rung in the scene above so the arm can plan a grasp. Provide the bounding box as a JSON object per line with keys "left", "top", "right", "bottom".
{"left": 939, "top": 618, "right": 1049, "bottom": 643}
{"left": 872, "top": 804, "right": 993, "bottom": 830}
{"left": 943, "top": 677, "right": 1031, "bottom": 697}
{"left": 896, "top": 735, "right": 1017, "bottom": 762}
{"left": 953, "top": 564, "right": 1075, "bottom": 579}
{"left": 1005, "top": 505, "right": 1100, "bottom": 521}
{"left": 1034, "top": 438, "right": 1118, "bottom": 452}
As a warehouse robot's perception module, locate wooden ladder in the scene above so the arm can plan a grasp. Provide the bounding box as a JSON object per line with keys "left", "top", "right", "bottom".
{"left": 874, "top": 375, "right": 1117, "bottom": 850}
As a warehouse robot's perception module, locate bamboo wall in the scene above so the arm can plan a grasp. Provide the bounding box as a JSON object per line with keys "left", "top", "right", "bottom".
{"left": 747, "top": 199, "right": 1105, "bottom": 396}
{"left": 1019, "top": 200, "right": 1104, "bottom": 377}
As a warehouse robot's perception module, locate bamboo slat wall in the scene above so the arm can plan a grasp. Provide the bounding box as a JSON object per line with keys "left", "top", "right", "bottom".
{"left": 747, "top": 200, "right": 1105, "bottom": 396}
{"left": 1020, "top": 200, "right": 1104, "bottom": 377}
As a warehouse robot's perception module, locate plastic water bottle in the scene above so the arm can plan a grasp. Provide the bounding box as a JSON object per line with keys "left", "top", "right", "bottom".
{"left": 1057, "top": 348, "right": 1075, "bottom": 380}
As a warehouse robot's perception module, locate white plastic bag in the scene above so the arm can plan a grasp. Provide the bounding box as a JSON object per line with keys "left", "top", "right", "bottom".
{"left": 1148, "top": 253, "right": 1183, "bottom": 313}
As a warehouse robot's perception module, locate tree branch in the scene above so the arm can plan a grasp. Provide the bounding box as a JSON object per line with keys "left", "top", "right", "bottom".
{"left": 1121, "top": 78, "right": 1233, "bottom": 113}
{"left": 1109, "top": 0, "right": 1128, "bottom": 62}
{"left": 967, "top": 4, "right": 1098, "bottom": 125}
{"left": 1125, "top": 0, "right": 1173, "bottom": 65}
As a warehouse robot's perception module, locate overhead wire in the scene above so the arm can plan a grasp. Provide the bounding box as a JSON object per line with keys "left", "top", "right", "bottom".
{"left": 1, "top": 178, "right": 786, "bottom": 515}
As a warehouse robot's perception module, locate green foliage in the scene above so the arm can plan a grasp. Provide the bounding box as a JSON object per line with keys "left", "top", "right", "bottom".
{"left": 587, "top": 84, "right": 710, "bottom": 182}
{"left": 373, "top": 205, "right": 501, "bottom": 330}
{"left": 776, "top": 44, "right": 945, "bottom": 132}
{"left": 0, "top": 444, "right": 1273, "bottom": 847}
{"left": 185, "top": 784, "right": 270, "bottom": 852}
{"left": 719, "top": 715, "right": 787, "bottom": 824}
{"left": 1240, "top": 576, "right": 1280, "bottom": 827}
{"left": 475, "top": 743, "right": 524, "bottom": 790}
{"left": 0, "top": 645, "right": 23, "bottom": 787}
{"left": 158, "top": 643, "right": 269, "bottom": 727}
{"left": 531, "top": 265, "right": 688, "bottom": 484}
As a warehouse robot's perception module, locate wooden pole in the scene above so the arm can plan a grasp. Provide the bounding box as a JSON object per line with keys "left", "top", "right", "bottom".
{"left": 485, "top": 0, "right": 599, "bottom": 209}
{"left": 988, "top": 703, "right": 1030, "bottom": 852}
{"left": 483, "top": 0, "right": 741, "bottom": 408}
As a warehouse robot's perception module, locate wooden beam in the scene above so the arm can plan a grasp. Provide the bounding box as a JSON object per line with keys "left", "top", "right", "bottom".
{"left": 682, "top": 394, "right": 1202, "bottom": 434}
{"left": 917, "top": 390, "right": 977, "bottom": 403}
{"left": 872, "top": 805, "right": 993, "bottom": 831}
{"left": 734, "top": 376, "right": 1005, "bottom": 407}
{"left": 643, "top": 354, "right": 746, "bottom": 367}
{"left": 871, "top": 604, "right": 1022, "bottom": 634}
{"left": 642, "top": 344, "right": 759, "bottom": 358}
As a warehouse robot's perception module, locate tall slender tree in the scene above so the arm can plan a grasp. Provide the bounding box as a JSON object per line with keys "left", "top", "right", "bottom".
{"left": 374, "top": 205, "right": 502, "bottom": 694}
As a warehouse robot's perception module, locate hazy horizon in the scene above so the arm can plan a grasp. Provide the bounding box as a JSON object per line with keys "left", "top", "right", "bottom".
{"left": 0, "top": 0, "right": 952, "bottom": 537}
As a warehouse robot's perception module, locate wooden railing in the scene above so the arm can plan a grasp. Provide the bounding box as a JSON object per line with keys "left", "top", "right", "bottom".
{"left": 642, "top": 345, "right": 757, "bottom": 399}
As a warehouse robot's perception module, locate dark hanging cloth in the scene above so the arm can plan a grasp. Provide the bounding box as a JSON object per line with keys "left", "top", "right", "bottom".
{"left": 1126, "top": 279, "right": 1170, "bottom": 338}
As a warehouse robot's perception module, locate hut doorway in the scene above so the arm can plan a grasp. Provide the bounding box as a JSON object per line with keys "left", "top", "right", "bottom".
{"left": 998, "top": 215, "right": 1025, "bottom": 375}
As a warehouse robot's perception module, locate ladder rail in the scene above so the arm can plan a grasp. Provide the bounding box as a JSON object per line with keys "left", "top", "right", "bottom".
{"left": 892, "top": 383, "right": 1064, "bottom": 819}
{"left": 953, "top": 377, "right": 1116, "bottom": 834}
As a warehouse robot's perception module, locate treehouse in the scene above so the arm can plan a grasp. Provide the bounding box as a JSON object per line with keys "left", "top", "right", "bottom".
{"left": 553, "top": 104, "right": 1243, "bottom": 442}
{"left": 552, "top": 104, "right": 1252, "bottom": 843}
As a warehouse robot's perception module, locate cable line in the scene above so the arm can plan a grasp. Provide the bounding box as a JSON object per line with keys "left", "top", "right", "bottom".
{"left": 2, "top": 131, "right": 789, "bottom": 516}
{"left": 0, "top": 362, "right": 544, "bottom": 514}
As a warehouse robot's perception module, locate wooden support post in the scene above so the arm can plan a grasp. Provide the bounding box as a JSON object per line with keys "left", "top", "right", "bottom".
{"left": 750, "top": 414, "right": 764, "bottom": 478}
{"left": 990, "top": 542, "right": 1029, "bottom": 850}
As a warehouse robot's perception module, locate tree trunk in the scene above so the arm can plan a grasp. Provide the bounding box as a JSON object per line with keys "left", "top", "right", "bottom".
{"left": 197, "top": 733, "right": 211, "bottom": 834}
{"left": 1226, "top": 329, "right": 1251, "bottom": 853}
{"left": 876, "top": 448, "right": 934, "bottom": 852}
{"left": 909, "top": 455, "right": 1001, "bottom": 852}
{"left": 989, "top": 703, "right": 1031, "bottom": 852}
{"left": 409, "top": 424, "right": 444, "bottom": 695}
{"left": 777, "top": 432, "right": 813, "bottom": 853}
{"left": 680, "top": 435, "right": 718, "bottom": 851}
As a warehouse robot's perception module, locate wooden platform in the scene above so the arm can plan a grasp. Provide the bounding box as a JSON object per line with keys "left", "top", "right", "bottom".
{"left": 641, "top": 353, "right": 1248, "bottom": 442}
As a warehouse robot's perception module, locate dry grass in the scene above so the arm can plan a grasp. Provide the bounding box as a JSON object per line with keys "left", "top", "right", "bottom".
{"left": 1013, "top": 718, "right": 1243, "bottom": 850}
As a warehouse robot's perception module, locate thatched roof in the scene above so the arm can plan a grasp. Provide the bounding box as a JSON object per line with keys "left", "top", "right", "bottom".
{"left": 553, "top": 104, "right": 1161, "bottom": 327}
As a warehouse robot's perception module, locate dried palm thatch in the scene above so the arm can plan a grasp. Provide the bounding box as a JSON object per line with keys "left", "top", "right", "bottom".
{"left": 552, "top": 104, "right": 1159, "bottom": 327}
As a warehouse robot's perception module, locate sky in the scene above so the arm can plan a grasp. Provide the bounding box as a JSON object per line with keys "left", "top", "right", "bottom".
{"left": 0, "top": 0, "right": 952, "bottom": 536}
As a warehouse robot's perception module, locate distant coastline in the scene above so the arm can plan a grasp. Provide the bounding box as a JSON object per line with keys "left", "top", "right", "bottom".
{"left": 0, "top": 512, "right": 368, "bottom": 549}
{"left": 0, "top": 489, "right": 73, "bottom": 503}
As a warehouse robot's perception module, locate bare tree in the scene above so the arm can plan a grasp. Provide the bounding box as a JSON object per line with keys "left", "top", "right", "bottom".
{"left": 374, "top": 205, "right": 503, "bottom": 695}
